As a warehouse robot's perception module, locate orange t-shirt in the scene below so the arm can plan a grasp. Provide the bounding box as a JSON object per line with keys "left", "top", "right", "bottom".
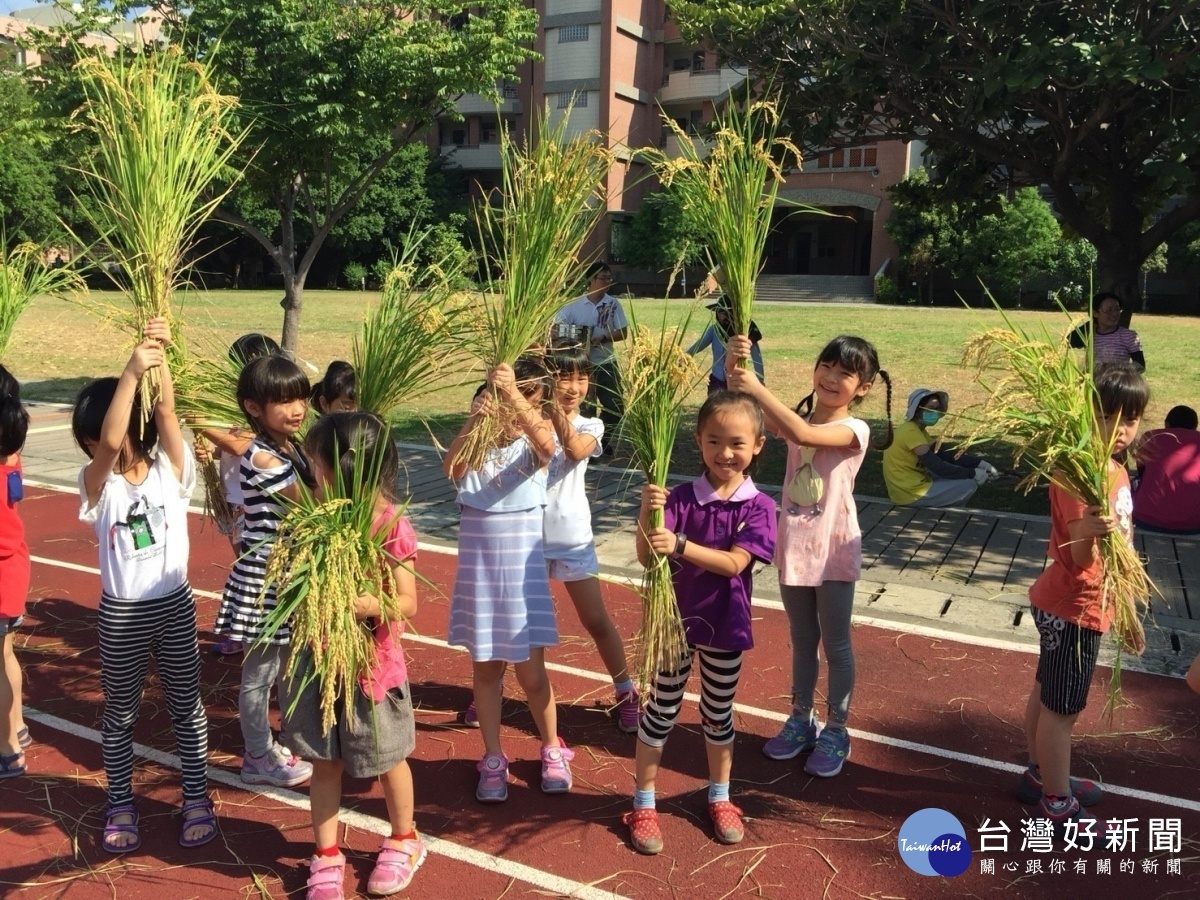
{"left": 1028, "top": 462, "right": 1133, "bottom": 634}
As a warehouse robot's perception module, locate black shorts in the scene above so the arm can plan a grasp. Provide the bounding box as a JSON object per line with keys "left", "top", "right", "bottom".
{"left": 1031, "top": 605, "right": 1102, "bottom": 716}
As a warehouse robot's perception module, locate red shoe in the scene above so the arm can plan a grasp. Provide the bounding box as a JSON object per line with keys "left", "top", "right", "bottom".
{"left": 709, "top": 801, "right": 745, "bottom": 844}
{"left": 623, "top": 807, "right": 663, "bottom": 855}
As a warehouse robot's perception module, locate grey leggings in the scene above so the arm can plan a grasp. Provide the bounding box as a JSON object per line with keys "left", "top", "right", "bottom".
{"left": 239, "top": 643, "right": 287, "bottom": 757}
{"left": 780, "top": 581, "right": 856, "bottom": 727}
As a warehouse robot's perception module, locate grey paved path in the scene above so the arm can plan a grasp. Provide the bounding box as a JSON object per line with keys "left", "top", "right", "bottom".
{"left": 20, "top": 403, "right": 1198, "bottom": 678}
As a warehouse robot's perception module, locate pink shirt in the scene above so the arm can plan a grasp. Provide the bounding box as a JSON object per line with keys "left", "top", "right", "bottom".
{"left": 360, "top": 507, "right": 417, "bottom": 701}
{"left": 1134, "top": 428, "right": 1200, "bottom": 533}
{"left": 775, "top": 418, "right": 871, "bottom": 587}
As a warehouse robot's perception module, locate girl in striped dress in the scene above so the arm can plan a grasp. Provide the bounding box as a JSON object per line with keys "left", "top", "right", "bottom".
{"left": 72, "top": 319, "right": 215, "bottom": 852}
{"left": 444, "top": 357, "right": 573, "bottom": 803}
{"left": 213, "top": 355, "right": 315, "bottom": 788}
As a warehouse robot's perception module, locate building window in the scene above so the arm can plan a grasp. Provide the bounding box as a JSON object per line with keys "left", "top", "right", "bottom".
{"left": 502, "top": 82, "right": 518, "bottom": 99}
{"left": 849, "top": 149, "right": 863, "bottom": 168}
{"left": 672, "top": 57, "right": 691, "bottom": 71}
{"left": 864, "top": 146, "right": 878, "bottom": 167}
{"left": 692, "top": 51, "right": 706, "bottom": 72}
{"left": 558, "top": 91, "right": 588, "bottom": 109}
{"left": 481, "top": 120, "right": 498, "bottom": 143}
{"left": 558, "top": 24, "right": 588, "bottom": 43}
{"left": 451, "top": 129, "right": 466, "bottom": 146}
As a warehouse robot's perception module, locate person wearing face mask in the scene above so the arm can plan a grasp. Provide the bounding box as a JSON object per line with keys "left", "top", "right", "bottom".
{"left": 882, "top": 388, "right": 1000, "bottom": 507}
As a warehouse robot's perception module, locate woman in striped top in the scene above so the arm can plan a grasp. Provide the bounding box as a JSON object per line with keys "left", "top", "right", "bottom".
{"left": 213, "top": 355, "right": 316, "bottom": 789}
{"left": 1069, "top": 292, "right": 1146, "bottom": 370}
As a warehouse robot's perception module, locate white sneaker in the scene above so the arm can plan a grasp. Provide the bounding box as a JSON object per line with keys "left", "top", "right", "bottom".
{"left": 241, "top": 746, "right": 313, "bottom": 787}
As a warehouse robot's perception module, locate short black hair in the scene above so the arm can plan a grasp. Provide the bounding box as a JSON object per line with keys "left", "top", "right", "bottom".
{"left": 237, "top": 355, "right": 310, "bottom": 420}
{"left": 305, "top": 411, "right": 398, "bottom": 502}
{"left": 1165, "top": 405, "right": 1198, "bottom": 430}
{"left": 1094, "top": 362, "right": 1149, "bottom": 420}
{"left": 1093, "top": 291, "right": 1123, "bottom": 309}
{"left": 312, "top": 360, "right": 357, "bottom": 411}
{"left": 228, "top": 333, "right": 281, "bottom": 368}
{"left": 585, "top": 261, "right": 612, "bottom": 281}
{"left": 513, "top": 354, "right": 550, "bottom": 400}
{"left": 545, "top": 338, "right": 593, "bottom": 377}
{"left": 0, "top": 365, "right": 29, "bottom": 457}
{"left": 72, "top": 376, "right": 158, "bottom": 466}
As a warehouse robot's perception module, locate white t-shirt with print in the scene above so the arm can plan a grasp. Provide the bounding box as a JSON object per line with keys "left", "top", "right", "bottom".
{"left": 79, "top": 448, "right": 196, "bottom": 599}
{"left": 544, "top": 415, "right": 604, "bottom": 552}
{"left": 556, "top": 293, "right": 628, "bottom": 365}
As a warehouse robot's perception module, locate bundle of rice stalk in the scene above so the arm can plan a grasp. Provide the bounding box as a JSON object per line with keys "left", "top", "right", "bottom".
{"left": 0, "top": 242, "right": 87, "bottom": 358}
{"left": 960, "top": 302, "right": 1151, "bottom": 709}
{"left": 258, "top": 438, "right": 409, "bottom": 734}
{"left": 456, "top": 105, "right": 614, "bottom": 470}
{"left": 70, "top": 45, "right": 247, "bottom": 420}
{"left": 354, "top": 229, "right": 470, "bottom": 420}
{"left": 618, "top": 308, "right": 705, "bottom": 695}
{"left": 647, "top": 93, "right": 800, "bottom": 354}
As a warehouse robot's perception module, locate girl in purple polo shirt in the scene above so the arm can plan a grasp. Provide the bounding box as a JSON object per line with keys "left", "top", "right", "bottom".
{"left": 625, "top": 392, "right": 777, "bottom": 856}
{"left": 728, "top": 333, "right": 892, "bottom": 780}
{"left": 283, "top": 413, "right": 425, "bottom": 899}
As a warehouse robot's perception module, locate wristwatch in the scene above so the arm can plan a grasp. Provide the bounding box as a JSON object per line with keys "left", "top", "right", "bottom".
{"left": 672, "top": 532, "right": 688, "bottom": 558}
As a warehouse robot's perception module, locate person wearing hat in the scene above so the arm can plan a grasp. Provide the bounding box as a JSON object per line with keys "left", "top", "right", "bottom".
{"left": 882, "top": 388, "right": 999, "bottom": 507}
{"left": 687, "top": 295, "right": 765, "bottom": 395}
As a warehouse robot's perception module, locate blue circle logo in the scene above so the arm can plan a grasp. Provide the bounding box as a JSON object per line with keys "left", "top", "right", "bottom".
{"left": 897, "top": 808, "right": 972, "bottom": 877}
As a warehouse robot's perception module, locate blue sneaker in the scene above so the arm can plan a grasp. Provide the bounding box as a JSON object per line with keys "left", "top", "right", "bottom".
{"left": 804, "top": 727, "right": 851, "bottom": 777}
{"left": 762, "top": 712, "right": 821, "bottom": 760}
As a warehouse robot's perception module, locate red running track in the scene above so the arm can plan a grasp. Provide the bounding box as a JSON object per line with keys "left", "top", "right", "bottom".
{"left": 7, "top": 486, "right": 1199, "bottom": 899}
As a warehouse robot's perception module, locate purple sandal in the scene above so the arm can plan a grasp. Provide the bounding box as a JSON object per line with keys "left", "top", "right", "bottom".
{"left": 179, "top": 797, "right": 218, "bottom": 848}
{"left": 212, "top": 637, "right": 244, "bottom": 656}
{"left": 102, "top": 803, "right": 141, "bottom": 854}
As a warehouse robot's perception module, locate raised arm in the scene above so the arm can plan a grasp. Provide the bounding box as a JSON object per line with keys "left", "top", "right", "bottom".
{"left": 546, "top": 402, "right": 598, "bottom": 461}
{"left": 144, "top": 318, "right": 186, "bottom": 483}
{"left": 82, "top": 339, "right": 164, "bottom": 507}
{"left": 493, "top": 364, "right": 556, "bottom": 463}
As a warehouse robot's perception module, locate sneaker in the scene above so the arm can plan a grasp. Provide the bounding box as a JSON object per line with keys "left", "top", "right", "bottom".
{"left": 367, "top": 834, "right": 427, "bottom": 896}
{"left": 615, "top": 689, "right": 641, "bottom": 734}
{"left": 762, "top": 712, "right": 820, "bottom": 760}
{"left": 212, "top": 637, "right": 243, "bottom": 656}
{"left": 476, "top": 754, "right": 509, "bottom": 803}
{"left": 708, "top": 801, "right": 745, "bottom": 844}
{"left": 306, "top": 852, "right": 346, "bottom": 900}
{"left": 1037, "top": 793, "right": 1098, "bottom": 843}
{"left": 1015, "top": 765, "right": 1103, "bottom": 807}
{"left": 241, "top": 747, "right": 314, "bottom": 787}
{"left": 540, "top": 740, "right": 575, "bottom": 794}
{"left": 623, "top": 807, "right": 664, "bottom": 855}
{"left": 804, "top": 727, "right": 850, "bottom": 778}
{"left": 461, "top": 700, "right": 479, "bottom": 728}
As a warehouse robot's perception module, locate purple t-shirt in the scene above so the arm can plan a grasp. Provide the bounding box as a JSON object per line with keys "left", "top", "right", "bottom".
{"left": 663, "top": 475, "right": 778, "bottom": 651}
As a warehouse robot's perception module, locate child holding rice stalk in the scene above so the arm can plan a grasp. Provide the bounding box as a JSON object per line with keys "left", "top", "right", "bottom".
{"left": 1019, "top": 363, "right": 1148, "bottom": 832}
{"left": 0, "top": 366, "right": 31, "bottom": 779}
{"left": 310, "top": 361, "right": 358, "bottom": 414}
{"left": 71, "top": 319, "right": 215, "bottom": 851}
{"left": 626, "top": 392, "right": 776, "bottom": 855}
{"left": 280, "top": 412, "right": 425, "bottom": 900}
{"left": 444, "top": 357, "right": 574, "bottom": 803}
{"left": 727, "top": 333, "right": 892, "bottom": 777}
{"left": 212, "top": 355, "right": 316, "bottom": 789}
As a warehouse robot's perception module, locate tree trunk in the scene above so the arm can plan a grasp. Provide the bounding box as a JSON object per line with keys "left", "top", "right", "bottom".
{"left": 1094, "top": 250, "right": 1142, "bottom": 326}
{"left": 280, "top": 272, "right": 304, "bottom": 354}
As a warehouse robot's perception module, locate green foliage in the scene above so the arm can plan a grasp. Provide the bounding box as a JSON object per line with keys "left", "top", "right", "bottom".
{"left": 958, "top": 188, "right": 1062, "bottom": 302}
{"left": 620, "top": 186, "right": 707, "bottom": 271}
{"left": 885, "top": 167, "right": 962, "bottom": 296}
{"left": 0, "top": 77, "right": 61, "bottom": 246}
{"left": 1167, "top": 220, "right": 1200, "bottom": 272}
{"left": 873, "top": 274, "right": 899, "bottom": 305}
{"left": 673, "top": 1, "right": 1200, "bottom": 306}
{"left": 342, "top": 262, "right": 368, "bottom": 290}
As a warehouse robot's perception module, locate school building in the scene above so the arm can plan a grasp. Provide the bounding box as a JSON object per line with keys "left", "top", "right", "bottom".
{"left": 434, "top": 0, "right": 927, "bottom": 301}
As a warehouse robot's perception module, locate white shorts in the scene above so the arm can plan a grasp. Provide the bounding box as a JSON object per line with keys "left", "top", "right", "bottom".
{"left": 545, "top": 543, "right": 599, "bottom": 583}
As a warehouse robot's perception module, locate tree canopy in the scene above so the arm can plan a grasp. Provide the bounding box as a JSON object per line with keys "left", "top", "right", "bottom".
{"left": 158, "top": 0, "right": 538, "bottom": 349}
{"left": 672, "top": 1, "right": 1200, "bottom": 313}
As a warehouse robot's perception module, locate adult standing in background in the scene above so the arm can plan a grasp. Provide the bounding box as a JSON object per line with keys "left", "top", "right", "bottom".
{"left": 556, "top": 262, "right": 627, "bottom": 456}
{"left": 1069, "top": 292, "right": 1146, "bottom": 370}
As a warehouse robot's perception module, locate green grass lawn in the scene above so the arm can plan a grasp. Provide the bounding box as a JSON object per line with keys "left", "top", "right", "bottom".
{"left": 10, "top": 289, "right": 1198, "bottom": 515}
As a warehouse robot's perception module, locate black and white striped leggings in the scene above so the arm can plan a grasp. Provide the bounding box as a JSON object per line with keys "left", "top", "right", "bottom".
{"left": 638, "top": 645, "right": 743, "bottom": 748}
{"left": 98, "top": 583, "right": 208, "bottom": 805}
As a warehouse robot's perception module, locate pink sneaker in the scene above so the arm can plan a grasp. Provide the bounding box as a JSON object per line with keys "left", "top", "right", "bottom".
{"left": 615, "top": 688, "right": 641, "bottom": 734}
{"left": 367, "top": 834, "right": 426, "bottom": 896}
{"left": 476, "top": 754, "right": 509, "bottom": 803}
{"left": 306, "top": 853, "right": 346, "bottom": 900}
{"left": 540, "top": 740, "right": 575, "bottom": 794}
{"left": 461, "top": 700, "right": 479, "bottom": 728}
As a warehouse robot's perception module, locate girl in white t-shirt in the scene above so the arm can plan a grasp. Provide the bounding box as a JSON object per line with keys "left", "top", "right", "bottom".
{"left": 543, "top": 341, "right": 638, "bottom": 729}
{"left": 71, "top": 318, "right": 215, "bottom": 854}
{"left": 727, "top": 334, "right": 892, "bottom": 780}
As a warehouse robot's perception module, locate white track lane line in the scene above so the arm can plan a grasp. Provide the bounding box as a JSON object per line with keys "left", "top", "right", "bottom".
{"left": 20, "top": 708, "right": 627, "bottom": 900}
{"left": 29, "top": 553, "right": 1200, "bottom": 815}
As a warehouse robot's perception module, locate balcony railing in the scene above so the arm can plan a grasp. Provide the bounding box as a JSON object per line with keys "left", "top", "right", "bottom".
{"left": 439, "top": 143, "right": 503, "bottom": 170}
{"left": 657, "top": 66, "right": 746, "bottom": 105}
{"left": 455, "top": 87, "right": 521, "bottom": 116}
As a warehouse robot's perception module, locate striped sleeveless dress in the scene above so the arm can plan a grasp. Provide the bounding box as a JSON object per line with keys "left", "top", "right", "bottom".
{"left": 213, "top": 438, "right": 300, "bottom": 645}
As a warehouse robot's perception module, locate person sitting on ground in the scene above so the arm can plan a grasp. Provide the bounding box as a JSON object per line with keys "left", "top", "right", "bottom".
{"left": 1068, "top": 291, "right": 1146, "bottom": 371}
{"left": 1132, "top": 405, "right": 1200, "bottom": 535}
{"left": 882, "top": 388, "right": 999, "bottom": 507}
{"left": 687, "top": 295, "right": 765, "bottom": 395}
